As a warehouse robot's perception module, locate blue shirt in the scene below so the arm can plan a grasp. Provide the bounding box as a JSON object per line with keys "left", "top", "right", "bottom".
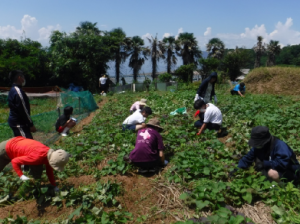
{"left": 238, "top": 139, "right": 299, "bottom": 172}
{"left": 233, "top": 84, "right": 245, "bottom": 92}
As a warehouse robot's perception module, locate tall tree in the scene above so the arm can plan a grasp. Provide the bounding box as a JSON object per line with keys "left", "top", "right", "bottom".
{"left": 128, "top": 36, "right": 149, "bottom": 82}
{"left": 147, "top": 35, "right": 164, "bottom": 80}
{"left": 206, "top": 38, "right": 225, "bottom": 59}
{"left": 266, "top": 40, "right": 281, "bottom": 67}
{"left": 108, "top": 28, "right": 131, "bottom": 84}
{"left": 162, "top": 36, "right": 177, "bottom": 74}
{"left": 176, "top": 32, "right": 201, "bottom": 65}
{"left": 76, "top": 21, "right": 101, "bottom": 35}
{"left": 253, "top": 36, "right": 266, "bottom": 68}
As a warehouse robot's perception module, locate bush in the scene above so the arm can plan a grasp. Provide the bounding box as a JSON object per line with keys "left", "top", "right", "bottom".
{"left": 175, "top": 64, "right": 196, "bottom": 83}
{"left": 158, "top": 73, "right": 172, "bottom": 82}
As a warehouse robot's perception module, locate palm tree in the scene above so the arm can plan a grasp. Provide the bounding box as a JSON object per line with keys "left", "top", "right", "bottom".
{"left": 206, "top": 38, "right": 225, "bottom": 59}
{"left": 76, "top": 21, "right": 101, "bottom": 35}
{"left": 176, "top": 32, "right": 201, "bottom": 65}
{"left": 266, "top": 40, "right": 281, "bottom": 67}
{"left": 253, "top": 36, "right": 266, "bottom": 68}
{"left": 128, "top": 36, "right": 149, "bottom": 82}
{"left": 162, "top": 36, "right": 177, "bottom": 74}
{"left": 109, "top": 28, "right": 131, "bottom": 84}
{"left": 147, "top": 35, "right": 164, "bottom": 80}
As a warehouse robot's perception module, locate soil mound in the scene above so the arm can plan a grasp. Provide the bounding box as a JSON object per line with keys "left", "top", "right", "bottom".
{"left": 244, "top": 67, "right": 300, "bottom": 95}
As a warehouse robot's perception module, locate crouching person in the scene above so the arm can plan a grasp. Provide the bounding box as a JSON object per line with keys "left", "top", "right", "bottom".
{"left": 130, "top": 99, "right": 147, "bottom": 114}
{"left": 0, "top": 136, "right": 70, "bottom": 191}
{"left": 122, "top": 107, "right": 152, "bottom": 131}
{"left": 55, "top": 106, "right": 77, "bottom": 137}
{"left": 236, "top": 126, "right": 300, "bottom": 183}
{"left": 231, "top": 82, "right": 246, "bottom": 97}
{"left": 129, "top": 118, "right": 166, "bottom": 173}
{"left": 194, "top": 99, "right": 222, "bottom": 135}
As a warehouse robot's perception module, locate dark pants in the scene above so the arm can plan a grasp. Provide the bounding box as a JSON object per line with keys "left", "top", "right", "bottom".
{"left": 132, "top": 160, "right": 162, "bottom": 170}
{"left": 10, "top": 126, "right": 33, "bottom": 139}
{"left": 122, "top": 124, "right": 136, "bottom": 131}
{"left": 100, "top": 84, "right": 107, "bottom": 93}
{"left": 231, "top": 90, "right": 245, "bottom": 96}
{"left": 194, "top": 120, "right": 221, "bottom": 131}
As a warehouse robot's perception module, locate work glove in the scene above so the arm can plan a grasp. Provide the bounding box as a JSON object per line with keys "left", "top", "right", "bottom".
{"left": 20, "top": 175, "right": 30, "bottom": 181}
{"left": 228, "top": 168, "right": 238, "bottom": 178}
{"left": 254, "top": 162, "right": 264, "bottom": 172}
{"left": 214, "top": 95, "right": 218, "bottom": 104}
{"left": 194, "top": 110, "right": 200, "bottom": 118}
{"left": 54, "top": 186, "right": 60, "bottom": 192}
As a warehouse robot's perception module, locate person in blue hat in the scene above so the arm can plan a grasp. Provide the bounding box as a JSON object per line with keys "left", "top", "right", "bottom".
{"left": 232, "top": 126, "right": 300, "bottom": 184}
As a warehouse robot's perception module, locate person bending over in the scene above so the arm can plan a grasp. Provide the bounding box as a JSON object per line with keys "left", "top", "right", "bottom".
{"left": 129, "top": 118, "right": 166, "bottom": 172}
{"left": 194, "top": 99, "right": 222, "bottom": 135}
{"left": 194, "top": 72, "right": 218, "bottom": 104}
{"left": 231, "top": 126, "right": 300, "bottom": 184}
{"left": 231, "top": 82, "right": 246, "bottom": 97}
{"left": 55, "top": 106, "right": 77, "bottom": 137}
{"left": 0, "top": 137, "right": 71, "bottom": 191}
{"left": 122, "top": 107, "right": 152, "bottom": 131}
{"left": 129, "top": 99, "right": 147, "bottom": 114}
{"left": 8, "top": 70, "right": 36, "bottom": 139}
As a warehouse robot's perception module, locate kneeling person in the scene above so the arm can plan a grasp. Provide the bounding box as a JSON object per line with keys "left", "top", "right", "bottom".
{"left": 194, "top": 99, "right": 222, "bottom": 135}
{"left": 237, "top": 126, "right": 300, "bottom": 183}
{"left": 0, "top": 137, "right": 71, "bottom": 191}
{"left": 55, "top": 106, "right": 77, "bottom": 137}
{"left": 129, "top": 118, "right": 165, "bottom": 172}
{"left": 122, "top": 107, "right": 152, "bottom": 131}
{"left": 231, "top": 82, "right": 246, "bottom": 97}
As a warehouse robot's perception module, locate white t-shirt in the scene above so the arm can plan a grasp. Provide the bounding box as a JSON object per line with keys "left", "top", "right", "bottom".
{"left": 204, "top": 103, "right": 222, "bottom": 125}
{"left": 99, "top": 77, "right": 107, "bottom": 85}
{"left": 203, "top": 83, "right": 212, "bottom": 103}
{"left": 123, "top": 110, "right": 145, "bottom": 125}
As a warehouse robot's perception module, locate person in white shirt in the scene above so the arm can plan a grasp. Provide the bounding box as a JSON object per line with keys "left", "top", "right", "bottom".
{"left": 194, "top": 99, "right": 222, "bottom": 135}
{"left": 122, "top": 107, "right": 152, "bottom": 131}
{"left": 99, "top": 75, "right": 107, "bottom": 94}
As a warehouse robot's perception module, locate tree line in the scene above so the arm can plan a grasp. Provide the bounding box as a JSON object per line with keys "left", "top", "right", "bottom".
{"left": 0, "top": 21, "right": 299, "bottom": 91}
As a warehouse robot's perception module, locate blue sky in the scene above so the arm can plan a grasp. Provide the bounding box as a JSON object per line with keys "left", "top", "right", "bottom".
{"left": 1, "top": 0, "right": 300, "bottom": 49}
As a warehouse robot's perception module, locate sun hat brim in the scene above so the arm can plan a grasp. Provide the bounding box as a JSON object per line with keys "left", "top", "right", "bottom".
{"left": 248, "top": 135, "right": 272, "bottom": 147}
{"left": 147, "top": 124, "right": 163, "bottom": 131}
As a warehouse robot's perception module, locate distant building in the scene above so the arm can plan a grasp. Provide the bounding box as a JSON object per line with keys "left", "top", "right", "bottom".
{"left": 237, "top": 69, "right": 250, "bottom": 80}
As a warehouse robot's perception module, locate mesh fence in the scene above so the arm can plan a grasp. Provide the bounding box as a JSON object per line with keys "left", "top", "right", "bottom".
{"left": 0, "top": 90, "right": 98, "bottom": 145}
{"left": 108, "top": 82, "right": 178, "bottom": 93}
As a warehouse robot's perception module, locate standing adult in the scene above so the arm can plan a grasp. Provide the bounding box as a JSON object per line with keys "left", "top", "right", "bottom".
{"left": 8, "top": 70, "right": 36, "bottom": 139}
{"left": 194, "top": 72, "right": 218, "bottom": 104}
{"left": 0, "top": 136, "right": 70, "bottom": 191}
{"left": 99, "top": 74, "right": 107, "bottom": 94}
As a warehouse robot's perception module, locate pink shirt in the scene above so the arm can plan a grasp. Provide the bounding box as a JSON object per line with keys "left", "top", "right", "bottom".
{"left": 130, "top": 101, "right": 140, "bottom": 111}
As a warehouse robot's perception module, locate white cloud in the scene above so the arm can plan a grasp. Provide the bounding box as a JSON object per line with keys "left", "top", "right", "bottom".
{"left": 204, "top": 27, "right": 211, "bottom": 36}
{"left": 197, "top": 18, "right": 300, "bottom": 49}
{"left": 175, "top": 27, "right": 183, "bottom": 39}
{"left": 0, "top": 15, "right": 61, "bottom": 45}
{"left": 142, "top": 32, "right": 152, "bottom": 40}
{"left": 163, "top": 32, "right": 172, "bottom": 38}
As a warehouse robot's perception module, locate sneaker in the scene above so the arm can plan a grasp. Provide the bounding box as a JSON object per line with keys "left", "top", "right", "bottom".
{"left": 61, "top": 133, "right": 68, "bottom": 137}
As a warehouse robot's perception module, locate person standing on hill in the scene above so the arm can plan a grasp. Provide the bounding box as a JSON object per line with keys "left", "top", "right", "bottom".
{"left": 8, "top": 70, "right": 36, "bottom": 139}
{"left": 99, "top": 74, "right": 107, "bottom": 94}
{"left": 231, "top": 82, "right": 246, "bottom": 97}
{"left": 231, "top": 126, "right": 300, "bottom": 184}
{"left": 0, "top": 136, "right": 70, "bottom": 191}
{"left": 194, "top": 72, "right": 218, "bottom": 104}
{"left": 194, "top": 99, "right": 223, "bottom": 135}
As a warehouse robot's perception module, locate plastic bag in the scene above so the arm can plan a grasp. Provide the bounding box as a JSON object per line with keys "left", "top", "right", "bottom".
{"left": 170, "top": 107, "right": 187, "bottom": 116}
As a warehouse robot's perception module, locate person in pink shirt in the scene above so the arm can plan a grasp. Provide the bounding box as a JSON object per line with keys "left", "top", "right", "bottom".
{"left": 130, "top": 99, "right": 147, "bottom": 114}
{"left": 0, "top": 136, "right": 70, "bottom": 192}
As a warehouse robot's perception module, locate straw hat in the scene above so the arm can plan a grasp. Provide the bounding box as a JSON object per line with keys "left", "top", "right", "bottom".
{"left": 139, "top": 99, "right": 147, "bottom": 106}
{"left": 146, "top": 118, "right": 163, "bottom": 131}
{"left": 48, "top": 149, "right": 71, "bottom": 172}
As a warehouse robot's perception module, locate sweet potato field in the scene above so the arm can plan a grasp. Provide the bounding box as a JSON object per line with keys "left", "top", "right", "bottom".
{"left": 1, "top": 89, "right": 300, "bottom": 223}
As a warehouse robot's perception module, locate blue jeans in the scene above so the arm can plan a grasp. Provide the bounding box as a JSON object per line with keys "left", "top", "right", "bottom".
{"left": 194, "top": 120, "right": 221, "bottom": 131}
{"left": 122, "top": 124, "right": 136, "bottom": 131}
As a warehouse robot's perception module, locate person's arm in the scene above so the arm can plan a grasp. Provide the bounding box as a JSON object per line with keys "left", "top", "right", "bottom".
{"left": 197, "top": 123, "right": 207, "bottom": 135}
{"left": 196, "top": 79, "right": 207, "bottom": 95}
{"left": 11, "top": 155, "right": 44, "bottom": 177}
{"left": 45, "top": 164, "right": 56, "bottom": 186}
{"left": 99, "top": 80, "right": 101, "bottom": 87}
{"left": 238, "top": 148, "right": 256, "bottom": 169}
{"left": 159, "top": 150, "right": 165, "bottom": 164}
{"left": 263, "top": 141, "right": 292, "bottom": 171}
{"left": 237, "top": 91, "right": 244, "bottom": 97}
